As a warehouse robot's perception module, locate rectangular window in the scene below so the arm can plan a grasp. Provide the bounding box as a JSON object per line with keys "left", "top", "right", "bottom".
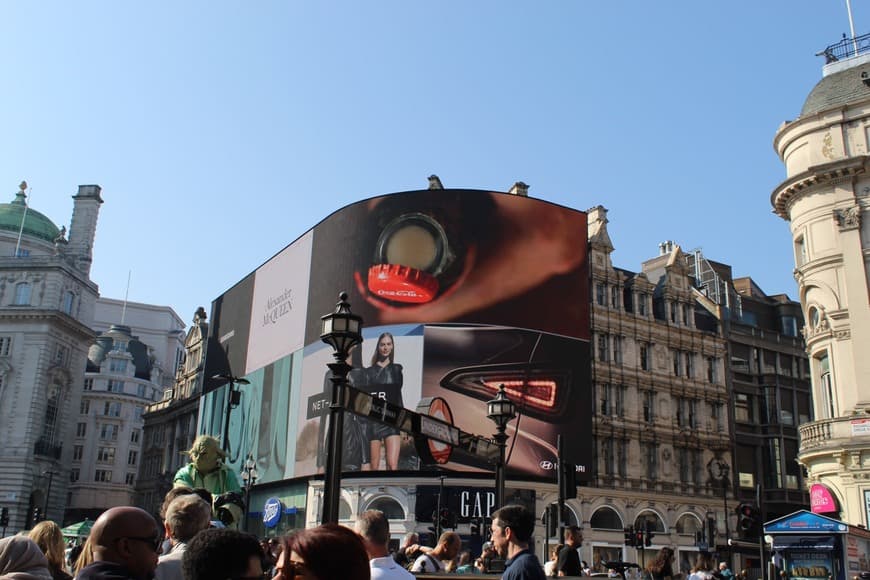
{"left": 76, "top": 423, "right": 86, "bottom": 437}
{"left": 640, "top": 343, "right": 651, "bottom": 371}
{"left": 125, "top": 473, "right": 135, "bottom": 485}
{"left": 819, "top": 353, "right": 835, "bottom": 418}
{"left": 602, "top": 438, "right": 614, "bottom": 476}
{"left": 781, "top": 316, "right": 799, "bottom": 337}
{"left": 0, "top": 336, "right": 11, "bottom": 356}
{"left": 72, "top": 445, "right": 83, "bottom": 461}
{"left": 706, "top": 356, "right": 718, "bottom": 383}
{"left": 685, "top": 352, "right": 695, "bottom": 378}
{"left": 596, "top": 283, "right": 606, "bottom": 306}
{"left": 80, "top": 400, "right": 90, "bottom": 415}
{"left": 103, "top": 402, "right": 121, "bottom": 417}
{"left": 137, "top": 384, "right": 146, "bottom": 398}
{"left": 617, "top": 439, "right": 627, "bottom": 477}
{"left": 54, "top": 344, "right": 69, "bottom": 366}
{"left": 99, "top": 424, "right": 119, "bottom": 441}
{"left": 643, "top": 391, "right": 655, "bottom": 422}
{"left": 735, "top": 393, "right": 753, "bottom": 422}
{"left": 670, "top": 302, "right": 678, "bottom": 323}
{"left": 638, "top": 293, "right": 647, "bottom": 316}
{"left": 131, "top": 429, "right": 141, "bottom": 444}
{"left": 795, "top": 236, "right": 807, "bottom": 266}
{"left": 83, "top": 378, "right": 93, "bottom": 391}
{"left": 612, "top": 336, "right": 623, "bottom": 365}
{"left": 644, "top": 443, "right": 658, "bottom": 480}
{"left": 62, "top": 291, "right": 75, "bottom": 314}
{"left": 13, "top": 283, "right": 31, "bottom": 305}
{"left": 70, "top": 468, "right": 79, "bottom": 483}
{"left": 128, "top": 450, "right": 138, "bottom": 466}
{"left": 673, "top": 350, "right": 681, "bottom": 376}
{"left": 94, "top": 470, "right": 112, "bottom": 483}
{"left": 107, "top": 380, "right": 124, "bottom": 394}
{"left": 109, "top": 359, "right": 127, "bottom": 373}
{"left": 610, "top": 285, "right": 620, "bottom": 309}
{"left": 133, "top": 406, "right": 144, "bottom": 420}
{"left": 597, "top": 334, "right": 609, "bottom": 362}
{"left": 600, "top": 383, "right": 612, "bottom": 415}
{"left": 97, "top": 447, "right": 115, "bottom": 463}
{"left": 712, "top": 402, "right": 724, "bottom": 432}
{"left": 678, "top": 447, "right": 689, "bottom": 483}
{"left": 683, "top": 303, "right": 691, "bottom": 327}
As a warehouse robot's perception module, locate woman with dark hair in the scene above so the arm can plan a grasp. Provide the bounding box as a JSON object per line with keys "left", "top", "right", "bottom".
{"left": 363, "top": 332, "right": 404, "bottom": 471}
{"left": 274, "top": 524, "right": 370, "bottom": 580}
{"left": 645, "top": 547, "right": 675, "bottom": 580}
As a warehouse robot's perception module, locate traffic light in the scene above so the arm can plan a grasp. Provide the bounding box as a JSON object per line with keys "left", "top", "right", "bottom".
{"left": 707, "top": 518, "right": 717, "bottom": 544}
{"left": 736, "top": 503, "right": 759, "bottom": 536}
{"left": 634, "top": 529, "right": 644, "bottom": 547}
{"left": 624, "top": 526, "right": 636, "bottom": 546}
{"left": 31, "top": 507, "right": 42, "bottom": 526}
{"left": 438, "top": 508, "right": 450, "bottom": 530}
{"left": 0, "top": 507, "right": 8, "bottom": 527}
{"left": 644, "top": 521, "right": 655, "bottom": 547}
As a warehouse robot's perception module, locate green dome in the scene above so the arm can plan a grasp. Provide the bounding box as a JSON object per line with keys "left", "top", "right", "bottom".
{"left": 0, "top": 190, "right": 61, "bottom": 243}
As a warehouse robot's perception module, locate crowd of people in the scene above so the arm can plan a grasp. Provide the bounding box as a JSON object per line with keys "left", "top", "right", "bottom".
{"left": 0, "top": 495, "right": 748, "bottom": 580}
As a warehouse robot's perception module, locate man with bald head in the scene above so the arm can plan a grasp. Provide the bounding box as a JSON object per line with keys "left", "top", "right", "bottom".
{"left": 75, "top": 506, "right": 161, "bottom": 580}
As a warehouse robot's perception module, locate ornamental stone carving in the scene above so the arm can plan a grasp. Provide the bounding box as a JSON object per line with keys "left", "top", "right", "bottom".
{"left": 835, "top": 205, "right": 861, "bottom": 230}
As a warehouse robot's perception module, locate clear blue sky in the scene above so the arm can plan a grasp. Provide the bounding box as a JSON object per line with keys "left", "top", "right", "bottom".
{"left": 1, "top": 2, "right": 863, "bottom": 324}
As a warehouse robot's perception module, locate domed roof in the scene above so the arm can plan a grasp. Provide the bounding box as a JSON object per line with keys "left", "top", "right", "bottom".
{"left": 0, "top": 183, "right": 61, "bottom": 243}
{"left": 800, "top": 64, "right": 870, "bottom": 118}
{"left": 87, "top": 324, "right": 153, "bottom": 380}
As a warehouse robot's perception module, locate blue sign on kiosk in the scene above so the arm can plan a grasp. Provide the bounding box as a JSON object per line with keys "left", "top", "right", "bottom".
{"left": 263, "top": 498, "right": 283, "bottom": 528}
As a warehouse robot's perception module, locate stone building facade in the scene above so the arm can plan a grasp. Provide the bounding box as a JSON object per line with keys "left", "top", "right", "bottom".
{"left": 135, "top": 307, "right": 208, "bottom": 518}
{"left": 65, "top": 300, "right": 184, "bottom": 522}
{"left": 772, "top": 41, "right": 870, "bottom": 526}
{"left": 0, "top": 182, "right": 102, "bottom": 531}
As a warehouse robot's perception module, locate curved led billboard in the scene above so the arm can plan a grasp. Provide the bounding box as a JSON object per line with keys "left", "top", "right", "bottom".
{"left": 203, "top": 189, "right": 591, "bottom": 482}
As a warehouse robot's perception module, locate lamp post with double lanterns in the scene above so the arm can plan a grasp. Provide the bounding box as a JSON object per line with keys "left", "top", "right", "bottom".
{"left": 487, "top": 384, "right": 516, "bottom": 511}
{"left": 320, "top": 292, "right": 363, "bottom": 525}
{"left": 211, "top": 373, "right": 251, "bottom": 454}
{"left": 240, "top": 453, "right": 258, "bottom": 532}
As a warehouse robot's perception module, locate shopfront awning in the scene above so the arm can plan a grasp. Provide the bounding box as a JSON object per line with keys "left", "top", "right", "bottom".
{"left": 772, "top": 536, "right": 837, "bottom": 551}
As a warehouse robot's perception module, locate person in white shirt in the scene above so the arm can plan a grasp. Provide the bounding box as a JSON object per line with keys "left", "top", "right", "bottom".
{"left": 155, "top": 494, "right": 212, "bottom": 580}
{"left": 410, "top": 532, "right": 460, "bottom": 574}
{"left": 355, "top": 510, "right": 415, "bottom": 580}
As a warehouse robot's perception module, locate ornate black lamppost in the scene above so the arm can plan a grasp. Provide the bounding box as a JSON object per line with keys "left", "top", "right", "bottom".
{"left": 487, "top": 384, "right": 516, "bottom": 511}
{"left": 708, "top": 457, "right": 732, "bottom": 566}
{"left": 211, "top": 373, "right": 250, "bottom": 453}
{"left": 240, "top": 453, "right": 258, "bottom": 531}
{"left": 320, "top": 292, "right": 363, "bottom": 525}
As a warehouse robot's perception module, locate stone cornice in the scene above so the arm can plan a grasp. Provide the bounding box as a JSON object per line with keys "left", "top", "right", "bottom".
{"left": 0, "top": 308, "right": 97, "bottom": 340}
{"left": 771, "top": 156, "right": 868, "bottom": 219}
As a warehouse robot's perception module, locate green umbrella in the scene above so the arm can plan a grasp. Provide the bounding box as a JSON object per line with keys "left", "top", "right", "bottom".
{"left": 60, "top": 519, "right": 93, "bottom": 538}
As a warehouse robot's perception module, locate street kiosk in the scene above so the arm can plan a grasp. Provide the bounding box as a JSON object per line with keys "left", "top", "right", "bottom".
{"left": 765, "top": 510, "right": 870, "bottom": 580}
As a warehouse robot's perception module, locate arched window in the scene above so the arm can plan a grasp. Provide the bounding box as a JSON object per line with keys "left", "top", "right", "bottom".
{"left": 14, "top": 283, "right": 31, "bottom": 305}
{"left": 339, "top": 498, "right": 352, "bottom": 520}
{"left": 675, "top": 513, "right": 703, "bottom": 535}
{"left": 635, "top": 510, "right": 666, "bottom": 533}
{"left": 590, "top": 506, "right": 623, "bottom": 530}
{"left": 367, "top": 497, "right": 405, "bottom": 520}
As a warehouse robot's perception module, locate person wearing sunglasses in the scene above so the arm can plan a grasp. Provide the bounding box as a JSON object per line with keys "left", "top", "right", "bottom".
{"left": 273, "top": 524, "right": 370, "bottom": 580}
{"left": 74, "top": 506, "right": 162, "bottom": 580}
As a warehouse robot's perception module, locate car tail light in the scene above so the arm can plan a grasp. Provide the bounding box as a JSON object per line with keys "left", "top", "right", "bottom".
{"left": 439, "top": 364, "right": 571, "bottom": 419}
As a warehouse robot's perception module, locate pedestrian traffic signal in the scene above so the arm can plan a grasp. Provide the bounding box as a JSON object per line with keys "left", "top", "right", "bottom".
{"left": 438, "top": 508, "right": 450, "bottom": 530}
{"left": 624, "top": 526, "right": 635, "bottom": 546}
{"left": 635, "top": 530, "right": 644, "bottom": 547}
{"left": 0, "top": 507, "right": 8, "bottom": 527}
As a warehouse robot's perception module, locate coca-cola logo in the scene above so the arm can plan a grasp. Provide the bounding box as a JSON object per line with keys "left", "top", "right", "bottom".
{"left": 262, "top": 498, "right": 283, "bottom": 528}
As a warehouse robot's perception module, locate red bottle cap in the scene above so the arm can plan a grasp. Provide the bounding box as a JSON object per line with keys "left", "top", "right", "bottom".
{"left": 367, "top": 264, "right": 439, "bottom": 303}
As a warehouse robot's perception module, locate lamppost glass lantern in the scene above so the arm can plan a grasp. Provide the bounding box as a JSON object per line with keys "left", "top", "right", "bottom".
{"left": 320, "top": 292, "right": 363, "bottom": 360}
{"left": 487, "top": 384, "right": 516, "bottom": 512}
{"left": 487, "top": 385, "right": 517, "bottom": 427}
{"left": 240, "top": 453, "right": 258, "bottom": 532}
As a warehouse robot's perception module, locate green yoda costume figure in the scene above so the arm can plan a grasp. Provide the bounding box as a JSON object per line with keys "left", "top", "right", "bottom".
{"left": 173, "top": 435, "right": 244, "bottom": 527}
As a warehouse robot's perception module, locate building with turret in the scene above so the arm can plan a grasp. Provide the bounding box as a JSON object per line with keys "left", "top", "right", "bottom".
{"left": 0, "top": 181, "right": 102, "bottom": 531}
{"left": 65, "top": 299, "right": 184, "bottom": 523}
{"left": 772, "top": 34, "right": 870, "bottom": 526}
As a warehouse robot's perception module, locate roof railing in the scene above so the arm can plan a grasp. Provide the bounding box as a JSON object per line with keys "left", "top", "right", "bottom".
{"left": 817, "top": 32, "right": 870, "bottom": 63}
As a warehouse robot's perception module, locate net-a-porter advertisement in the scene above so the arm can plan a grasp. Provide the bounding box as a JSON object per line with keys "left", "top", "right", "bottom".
{"left": 202, "top": 189, "right": 592, "bottom": 483}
